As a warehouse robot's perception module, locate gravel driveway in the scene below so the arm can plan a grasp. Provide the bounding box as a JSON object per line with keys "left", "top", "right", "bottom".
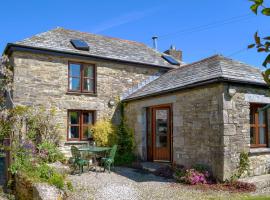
{"left": 65, "top": 167, "right": 269, "bottom": 200}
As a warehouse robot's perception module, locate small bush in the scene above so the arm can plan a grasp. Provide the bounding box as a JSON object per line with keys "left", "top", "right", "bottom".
{"left": 115, "top": 152, "right": 135, "bottom": 165}
{"left": 229, "top": 152, "right": 250, "bottom": 182}
{"left": 37, "top": 141, "right": 64, "bottom": 163}
{"left": 192, "top": 164, "right": 210, "bottom": 174}
{"left": 173, "top": 165, "right": 211, "bottom": 185}
{"left": 183, "top": 169, "right": 209, "bottom": 185}
{"left": 48, "top": 173, "right": 65, "bottom": 189}
{"left": 66, "top": 181, "right": 73, "bottom": 191}
{"left": 115, "top": 102, "right": 135, "bottom": 165}
{"left": 91, "top": 119, "right": 117, "bottom": 147}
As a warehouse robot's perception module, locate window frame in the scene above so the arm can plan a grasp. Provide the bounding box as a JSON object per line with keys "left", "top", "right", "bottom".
{"left": 250, "top": 103, "right": 268, "bottom": 148}
{"left": 68, "top": 61, "right": 97, "bottom": 94}
{"left": 67, "top": 110, "right": 96, "bottom": 141}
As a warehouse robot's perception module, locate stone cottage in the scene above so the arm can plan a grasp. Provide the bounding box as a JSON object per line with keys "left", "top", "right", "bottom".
{"left": 2, "top": 27, "right": 270, "bottom": 181}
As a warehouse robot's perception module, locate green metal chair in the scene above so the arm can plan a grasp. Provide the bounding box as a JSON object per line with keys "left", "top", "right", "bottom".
{"left": 70, "top": 146, "right": 89, "bottom": 174}
{"left": 101, "top": 145, "right": 117, "bottom": 173}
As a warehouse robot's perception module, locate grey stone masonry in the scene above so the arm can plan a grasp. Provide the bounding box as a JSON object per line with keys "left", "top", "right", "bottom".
{"left": 9, "top": 51, "right": 162, "bottom": 149}
{"left": 222, "top": 83, "right": 270, "bottom": 180}
{"left": 126, "top": 81, "right": 270, "bottom": 181}
{"left": 125, "top": 83, "right": 225, "bottom": 180}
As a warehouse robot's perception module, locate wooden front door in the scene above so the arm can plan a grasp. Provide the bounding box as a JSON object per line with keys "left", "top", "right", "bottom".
{"left": 151, "top": 105, "right": 172, "bottom": 162}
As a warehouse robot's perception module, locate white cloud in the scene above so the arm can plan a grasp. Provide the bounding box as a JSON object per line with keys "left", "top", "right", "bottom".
{"left": 92, "top": 7, "right": 160, "bottom": 33}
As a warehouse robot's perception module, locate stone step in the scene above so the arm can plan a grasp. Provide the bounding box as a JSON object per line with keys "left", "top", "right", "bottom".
{"left": 239, "top": 174, "right": 270, "bottom": 189}
{"left": 141, "top": 162, "right": 171, "bottom": 173}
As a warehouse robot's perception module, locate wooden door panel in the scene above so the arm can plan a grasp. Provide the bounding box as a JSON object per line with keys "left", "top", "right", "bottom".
{"left": 152, "top": 106, "right": 171, "bottom": 161}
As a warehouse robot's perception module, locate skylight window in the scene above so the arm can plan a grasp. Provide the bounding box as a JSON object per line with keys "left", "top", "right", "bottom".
{"left": 70, "top": 39, "right": 89, "bottom": 51}
{"left": 162, "top": 55, "right": 179, "bottom": 65}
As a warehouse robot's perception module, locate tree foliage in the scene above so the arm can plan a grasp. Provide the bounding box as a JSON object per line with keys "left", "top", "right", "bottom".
{"left": 0, "top": 55, "right": 14, "bottom": 108}
{"left": 248, "top": 0, "right": 270, "bottom": 84}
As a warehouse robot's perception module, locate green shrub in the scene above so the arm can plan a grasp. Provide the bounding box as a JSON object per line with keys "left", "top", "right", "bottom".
{"left": 48, "top": 172, "right": 65, "bottom": 189}
{"left": 115, "top": 102, "right": 135, "bottom": 165}
{"left": 37, "top": 141, "right": 64, "bottom": 163}
{"left": 192, "top": 164, "right": 210, "bottom": 174}
{"left": 91, "top": 119, "right": 117, "bottom": 146}
{"left": 229, "top": 152, "right": 250, "bottom": 182}
{"left": 66, "top": 181, "right": 73, "bottom": 191}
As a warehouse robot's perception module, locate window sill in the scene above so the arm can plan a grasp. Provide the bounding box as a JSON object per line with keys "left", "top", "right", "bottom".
{"left": 66, "top": 92, "right": 97, "bottom": 97}
{"left": 249, "top": 148, "right": 270, "bottom": 155}
{"left": 64, "top": 141, "right": 89, "bottom": 146}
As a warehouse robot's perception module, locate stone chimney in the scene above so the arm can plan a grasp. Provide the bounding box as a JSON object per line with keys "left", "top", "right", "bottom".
{"left": 164, "top": 45, "right": 182, "bottom": 61}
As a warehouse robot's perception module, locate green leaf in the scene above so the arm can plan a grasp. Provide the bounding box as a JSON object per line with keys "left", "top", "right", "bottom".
{"left": 249, "top": 0, "right": 263, "bottom": 3}
{"left": 262, "top": 8, "right": 270, "bottom": 16}
{"left": 262, "top": 54, "right": 270, "bottom": 67}
{"left": 262, "top": 68, "right": 270, "bottom": 85}
{"left": 254, "top": 32, "right": 261, "bottom": 45}
{"left": 248, "top": 44, "right": 255, "bottom": 49}
{"left": 250, "top": 4, "right": 259, "bottom": 14}
{"left": 258, "top": 48, "right": 266, "bottom": 52}
{"left": 263, "top": 36, "right": 270, "bottom": 40}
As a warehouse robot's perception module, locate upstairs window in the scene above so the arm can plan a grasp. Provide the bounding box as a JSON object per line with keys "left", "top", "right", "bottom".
{"left": 68, "top": 62, "right": 96, "bottom": 93}
{"left": 250, "top": 104, "right": 268, "bottom": 148}
{"left": 68, "top": 110, "right": 95, "bottom": 141}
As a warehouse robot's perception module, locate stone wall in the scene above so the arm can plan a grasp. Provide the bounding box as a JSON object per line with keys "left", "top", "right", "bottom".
{"left": 222, "top": 83, "right": 270, "bottom": 179}
{"left": 125, "top": 83, "right": 225, "bottom": 180}
{"left": 10, "top": 51, "right": 162, "bottom": 150}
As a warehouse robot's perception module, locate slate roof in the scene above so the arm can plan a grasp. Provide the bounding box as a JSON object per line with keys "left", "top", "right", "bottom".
{"left": 6, "top": 27, "right": 180, "bottom": 69}
{"left": 124, "top": 55, "right": 267, "bottom": 101}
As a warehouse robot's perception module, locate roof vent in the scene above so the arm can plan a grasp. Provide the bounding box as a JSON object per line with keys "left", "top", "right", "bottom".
{"left": 70, "top": 39, "right": 89, "bottom": 51}
{"left": 162, "top": 55, "right": 180, "bottom": 65}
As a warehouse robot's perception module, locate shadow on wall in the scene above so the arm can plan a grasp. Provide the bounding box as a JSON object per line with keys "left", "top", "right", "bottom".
{"left": 111, "top": 103, "right": 121, "bottom": 125}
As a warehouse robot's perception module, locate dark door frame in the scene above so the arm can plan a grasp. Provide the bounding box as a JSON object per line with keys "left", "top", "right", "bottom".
{"left": 146, "top": 104, "right": 173, "bottom": 163}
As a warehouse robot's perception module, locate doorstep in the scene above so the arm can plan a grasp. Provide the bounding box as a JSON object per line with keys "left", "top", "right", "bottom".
{"left": 141, "top": 162, "right": 171, "bottom": 173}
{"left": 239, "top": 174, "right": 270, "bottom": 189}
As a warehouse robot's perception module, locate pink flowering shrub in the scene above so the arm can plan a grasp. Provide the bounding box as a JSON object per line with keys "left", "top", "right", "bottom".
{"left": 174, "top": 164, "right": 211, "bottom": 185}
{"left": 183, "top": 169, "right": 209, "bottom": 185}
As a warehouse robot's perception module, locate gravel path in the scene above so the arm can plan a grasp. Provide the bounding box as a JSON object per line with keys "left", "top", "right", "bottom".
{"left": 66, "top": 167, "right": 270, "bottom": 200}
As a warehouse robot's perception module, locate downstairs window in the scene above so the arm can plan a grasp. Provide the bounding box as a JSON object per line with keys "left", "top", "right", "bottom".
{"left": 250, "top": 104, "right": 268, "bottom": 148}
{"left": 68, "top": 110, "right": 95, "bottom": 141}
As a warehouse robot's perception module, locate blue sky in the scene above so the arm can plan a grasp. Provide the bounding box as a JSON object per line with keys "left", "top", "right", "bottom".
{"left": 0, "top": 0, "right": 269, "bottom": 69}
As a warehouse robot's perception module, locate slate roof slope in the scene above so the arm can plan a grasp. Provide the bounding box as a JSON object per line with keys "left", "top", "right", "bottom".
{"left": 9, "top": 27, "right": 179, "bottom": 69}
{"left": 124, "top": 55, "right": 267, "bottom": 101}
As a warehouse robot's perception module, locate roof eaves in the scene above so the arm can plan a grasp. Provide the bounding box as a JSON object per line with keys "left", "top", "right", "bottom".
{"left": 3, "top": 43, "right": 176, "bottom": 70}
{"left": 123, "top": 77, "right": 268, "bottom": 102}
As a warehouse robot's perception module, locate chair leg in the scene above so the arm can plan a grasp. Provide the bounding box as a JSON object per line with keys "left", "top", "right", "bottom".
{"left": 80, "top": 165, "right": 83, "bottom": 174}
{"left": 108, "top": 163, "right": 111, "bottom": 173}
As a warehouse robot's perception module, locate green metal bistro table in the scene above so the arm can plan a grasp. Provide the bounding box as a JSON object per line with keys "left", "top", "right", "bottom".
{"left": 78, "top": 146, "right": 111, "bottom": 171}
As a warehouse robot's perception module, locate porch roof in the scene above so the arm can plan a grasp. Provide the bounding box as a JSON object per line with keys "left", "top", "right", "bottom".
{"left": 123, "top": 55, "right": 268, "bottom": 101}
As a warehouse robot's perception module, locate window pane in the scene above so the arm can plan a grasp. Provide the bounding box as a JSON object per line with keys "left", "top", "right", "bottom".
{"left": 83, "top": 112, "right": 93, "bottom": 125}
{"left": 69, "top": 64, "right": 81, "bottom": 77}
{"left": 82, "top": 126, "right": 92, "bottom": 139}
{"left": 155, "top": 110, "right": 168, "bottom": 148}
{"left": 69, "top": 111, "right": 79, "bottom": 124}
{"left": 83, "top": 78, "right": 94, "bottom": 92}
{"left": 250, "top": 127, "right": 256, "bottom": 144}
{"left": 250, "top": 110, "right": 255, "bottom": 124}
{"left": 259, "top": 110, "right": 265, "bottom": 125}
{"left": 259, "top": 127, "right": 266, "bottom": 144}
{"left": 69, "top": 126, "right": 79, "bottom": 139}
{"left": 69, "top": 77, "right": 80, "bottom": 90}
{"left": 84, "top": 65, "right": 94, "bottom": 78}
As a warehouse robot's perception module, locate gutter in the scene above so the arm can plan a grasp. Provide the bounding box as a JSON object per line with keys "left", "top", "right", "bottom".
{"left": 122, "top": 77, "right": 268, "bottom": 102}
{"left": 3, "top": 43, "right": 175, "bottom": 70}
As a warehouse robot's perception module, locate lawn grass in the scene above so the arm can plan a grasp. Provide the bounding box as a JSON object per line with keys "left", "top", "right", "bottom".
{"left": 241, "top": 196, "right": 270, "bottom": 200}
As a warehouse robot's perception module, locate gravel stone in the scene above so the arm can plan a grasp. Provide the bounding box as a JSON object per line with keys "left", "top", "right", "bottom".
{"left": 65, "top": 167, "right": 270, "bottom": 200}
